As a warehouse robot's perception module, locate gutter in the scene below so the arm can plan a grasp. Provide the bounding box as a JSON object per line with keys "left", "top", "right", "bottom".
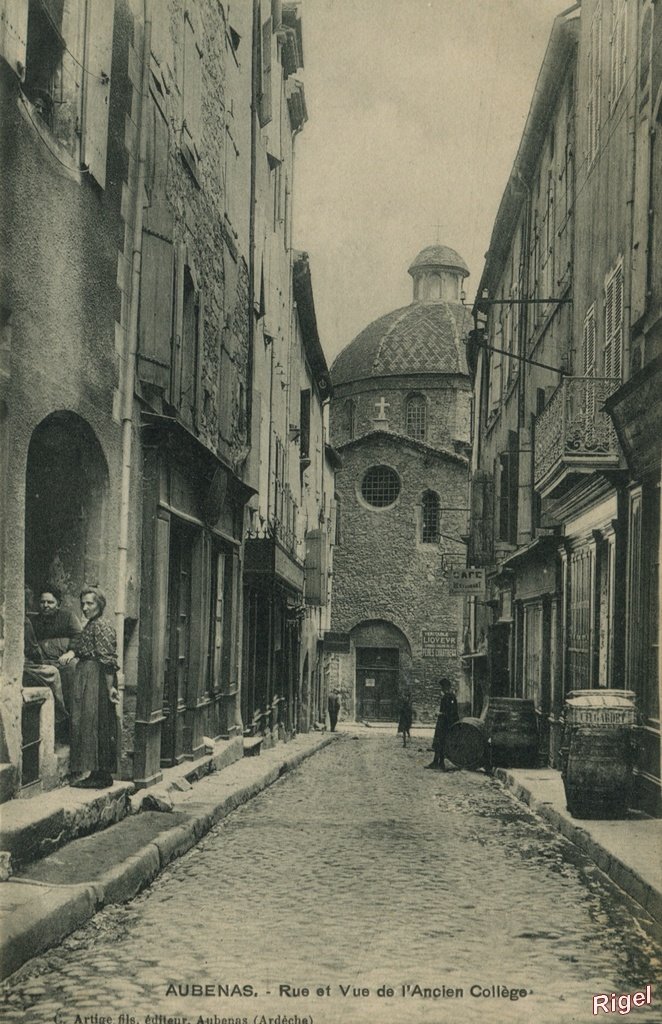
{"left": 116, "top": 5, "right": 151, "bottom": 683}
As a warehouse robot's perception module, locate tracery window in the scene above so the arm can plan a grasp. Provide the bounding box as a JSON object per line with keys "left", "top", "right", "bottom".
{"left": 406, "top": 394, "right": 427, "bottom": 440}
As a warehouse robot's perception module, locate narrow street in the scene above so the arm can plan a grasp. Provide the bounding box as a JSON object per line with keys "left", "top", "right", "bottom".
{"left": 2, "top": 734, "right": 660, "bottom": 1024}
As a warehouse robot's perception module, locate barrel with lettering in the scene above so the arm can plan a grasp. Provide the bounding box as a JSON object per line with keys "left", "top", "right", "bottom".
{"left": 563, "top": 725, "right": 633, "bottom": 819}
{"left": 484, "top": 697, "right": 539, "bottom": 768}
{"left": 445, "top": 717, "right": 487, "bottom": 770}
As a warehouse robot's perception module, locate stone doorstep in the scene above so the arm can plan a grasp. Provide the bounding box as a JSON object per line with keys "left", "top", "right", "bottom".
{"left": 0, "top": 783, "right": 134, "bottom": 873}
{"left": 496, "top": 767, "right": 662, "bottom": 926}
{"left": 0, "top": 736, "right": 246, "bottom": 874}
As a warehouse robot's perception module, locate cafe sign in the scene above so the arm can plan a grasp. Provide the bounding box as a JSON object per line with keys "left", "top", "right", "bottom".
{"left": 448, "top": 567, "right": 486, "bottom": 597}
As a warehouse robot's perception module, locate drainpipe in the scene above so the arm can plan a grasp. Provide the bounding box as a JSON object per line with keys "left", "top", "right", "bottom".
{"left": 116, "top": 5, "right": 151, "bottom": 687}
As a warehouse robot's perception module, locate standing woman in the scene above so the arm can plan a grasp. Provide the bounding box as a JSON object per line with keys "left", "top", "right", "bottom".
{"left": 59, "top": 587, "right": 120, "bottom": 788}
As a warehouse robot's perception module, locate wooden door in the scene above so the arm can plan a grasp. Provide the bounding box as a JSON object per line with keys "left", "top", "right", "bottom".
{"left": 356, "top": 648, "right": 399, "bottom": 720}
{"left": 162, "top": 520, "right": 194, "bottom": 765}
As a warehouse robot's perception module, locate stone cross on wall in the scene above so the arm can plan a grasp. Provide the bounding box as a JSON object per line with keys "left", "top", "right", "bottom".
{"left": 374, "top": 397, "right": 390, "bottom": 421}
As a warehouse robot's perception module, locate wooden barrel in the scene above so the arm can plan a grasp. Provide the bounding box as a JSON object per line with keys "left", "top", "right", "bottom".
{"left": 563, "top": 726, "right": 633, "bottom": 819}
{"left": 445, "top": 718, "right": 487, "bottom": 769}
{"left": 484, "top": 697, "right": 539, "bottom": 768}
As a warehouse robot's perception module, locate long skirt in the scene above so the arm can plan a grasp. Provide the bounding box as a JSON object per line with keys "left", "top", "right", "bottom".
{"left": 70, "top": 659, "right": 119, "bottom": 775}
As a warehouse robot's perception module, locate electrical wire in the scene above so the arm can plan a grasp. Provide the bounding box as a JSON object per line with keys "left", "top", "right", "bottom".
{"left": 36, "top": 0, "right": 109, "bottom": 82}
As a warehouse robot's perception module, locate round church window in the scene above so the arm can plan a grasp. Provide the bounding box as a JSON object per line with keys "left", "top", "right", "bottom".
{"left": 361, "top": 465, "right": 400, "bottom": 508}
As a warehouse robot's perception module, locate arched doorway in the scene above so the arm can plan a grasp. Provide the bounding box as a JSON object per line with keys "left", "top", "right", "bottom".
{"left": 24, "top": 412, "right": 110, "bottom": 609}
{"left": 351, "top": 620, "right": 412, "bottom": 721}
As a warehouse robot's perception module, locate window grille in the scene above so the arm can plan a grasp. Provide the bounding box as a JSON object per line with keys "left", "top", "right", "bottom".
{"left": 406, "top": 394, "right": 427, "bottom": 440}
{"left": 421, "top": 491, "right": 440, "bottom": 543}
{"left": 361, "top": 466, "right": 400, "bottom": 508}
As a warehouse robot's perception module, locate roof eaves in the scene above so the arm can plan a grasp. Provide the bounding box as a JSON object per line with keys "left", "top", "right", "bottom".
{"left": 336, "top": 429, "right": 469, "bottom": 466}
{"left": 474, "top": 12, "right": 580, "bottom": 305}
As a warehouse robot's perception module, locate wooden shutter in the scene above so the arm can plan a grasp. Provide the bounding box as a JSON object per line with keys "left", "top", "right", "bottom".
{"left": 604, "top": 263, "right": 623, "bottom": 380}
{"left": 183, "top": 8, "right": 202, "bottom": 157}
{"left": 300, "top": 388, "right": 310, "bottom": 458}
{"left": 170, "top": 243, "right": 185, "bottom": 409}
{"left": 210, "top": 551, "right": 226, "bottom": 690}
{"left": 0, "top": 0, "right": 27, "bottom": 77}
{"left": 259, "top": 17, "right": 272, "bottom": 126}
{"left": 582, "top": 305, "right": 596, "bottom": 376}
{"left": 138, "top": 229, "right": 174, "bottom": 392}
{"left": 219, "top": 346, "right": 234, "bottom": 441}
{"left": 82, "top": 0, "right": 115, "bottom": 188}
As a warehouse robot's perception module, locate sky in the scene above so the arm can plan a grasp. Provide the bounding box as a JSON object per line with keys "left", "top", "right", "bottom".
{"left": 293, "top": 0, "right": 572, "bottom": 367}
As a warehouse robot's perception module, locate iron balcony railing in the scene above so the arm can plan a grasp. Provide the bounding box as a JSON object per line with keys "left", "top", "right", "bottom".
{"left": 534, "top": 376, "right": 621, "bottom": 487}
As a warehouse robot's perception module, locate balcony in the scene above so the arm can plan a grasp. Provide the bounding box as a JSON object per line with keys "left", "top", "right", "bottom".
{"left": 533, "top": 377, "right": 621, "bottom": 499}
{"left": 244, "top": 494, "right": 305, "bottom": 593}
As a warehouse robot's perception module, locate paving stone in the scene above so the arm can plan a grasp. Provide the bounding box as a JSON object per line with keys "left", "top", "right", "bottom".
{"left": 1, "top": 736, "right": 661, "bottom": 1024}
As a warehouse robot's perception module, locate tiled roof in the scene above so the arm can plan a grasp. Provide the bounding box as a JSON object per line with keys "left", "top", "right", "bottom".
{"left": 331, "top": 301, "right": 472, "bottom": 386}
{"left": 337, "top": 429, "right": 469, "bottom": 466}
{"left": 408, "top": 245, "right": 469, "bottom": 276}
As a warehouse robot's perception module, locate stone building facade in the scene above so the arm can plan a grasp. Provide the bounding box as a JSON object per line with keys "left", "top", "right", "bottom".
{"left": 469, "top": 2, "right": 661, "bottom": 814}
{"left": 327, "top": 246, "right": 473, "bottom": 723}
{"left": 0, "top": 0, "right": 336, "bottom": 801}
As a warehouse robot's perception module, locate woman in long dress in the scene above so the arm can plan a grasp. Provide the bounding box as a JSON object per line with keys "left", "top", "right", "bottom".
{"left": 59, "top": 586, "right": 120, "bottom": 788}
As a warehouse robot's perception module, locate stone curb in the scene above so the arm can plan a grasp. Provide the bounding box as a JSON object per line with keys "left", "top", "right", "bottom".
{"left": 1, "top": 734, "right": 336, "bottom": 982}
{"left": 495, "top": 768, "right": 662, "bottom": 927}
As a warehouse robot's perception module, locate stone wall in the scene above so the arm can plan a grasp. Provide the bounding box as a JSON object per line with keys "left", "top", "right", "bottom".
{"left": 330, "top": 434, "right": 470, "bottom": 720}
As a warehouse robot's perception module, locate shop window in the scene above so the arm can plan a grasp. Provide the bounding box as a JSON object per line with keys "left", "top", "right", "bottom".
{"left": 421, "top": 490, "right": 440, "bottom": 544}
{"left": 406, "top": 394, "right": 426, "bottom": 440}
{"left": 361, "top": 466, "right": 400, "bottom": 509}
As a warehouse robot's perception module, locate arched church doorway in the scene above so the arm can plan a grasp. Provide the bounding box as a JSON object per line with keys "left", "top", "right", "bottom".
{"left": 351, "top": 620, "right": 412, "bottom": 721}
{"left": 24, "top": 412, "right": 110, "bottom": 610}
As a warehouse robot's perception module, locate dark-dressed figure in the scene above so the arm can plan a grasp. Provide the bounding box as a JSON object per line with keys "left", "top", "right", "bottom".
{"left": 328, "top": 689, "right": 341, "bottom": 732}
{"left": 33, "top": 586, "right": 81, "bottom": 715}
{"left": 23, "top": 615, "right": 68, "bottom": 731}
{"left": 59, "top": 587, "right": 119, "bottom": 788}
{"left": 425, "top": 677, "right": 459, "bottom": 770}
{"left": 397, "top": 690, "right": 414, "bottom": 747}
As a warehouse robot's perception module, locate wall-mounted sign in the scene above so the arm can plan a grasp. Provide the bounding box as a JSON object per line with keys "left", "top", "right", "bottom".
{"left": 323, "top": 631, "right": 351, "bottom": 653}
{"left": 365, "top": 678, "right": 376, "bottom": 687}
{"left": 448, "top": 567, "right": 486, "bottom": 596}
{"left": 422, "top": 630, "right": 458, "bottom": 658}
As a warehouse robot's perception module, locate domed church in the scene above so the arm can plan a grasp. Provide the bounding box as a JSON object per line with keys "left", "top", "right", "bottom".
{"left": 326, "top": 244, "right": 473, "bottom": 723}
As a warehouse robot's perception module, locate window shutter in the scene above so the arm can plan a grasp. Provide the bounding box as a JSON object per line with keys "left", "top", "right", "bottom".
{"left": 138, "top": 229, "right": 175, "bottom": 393}
{"left": 171, "top": 243, "right": 186, "bottom": 408}
{"left": 0, "top": 0, "right": 28, "bottom": 77}
{"left": 604, "top": 264, "right": 623, "bottom": 380}
{"left": 260, "top": 18, "right": 272, "bottom": 126}
{"left": 194, "top": 288, "right": 204, "bottom": 431}
{"left": 582, "top": 305, "right": 596, "bottom": 376}
{"left": 82, "top": 0, "right": 115, "bottom": 188}
{"left": 219, "top": 346, "right": 234, "bottom": 442}
{"left": 613, "top": 265, "right": 623, "bottom": 380}
{"left": 183, "top": 8, "right": 202, "bottom": 157}
{"left": 300, "top": 388, "right": 311, "bottom": 458}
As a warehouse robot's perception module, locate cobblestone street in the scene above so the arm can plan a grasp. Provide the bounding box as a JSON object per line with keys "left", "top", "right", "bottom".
{"left": 2, "top": 734, "right": 661, "bottom": 1024}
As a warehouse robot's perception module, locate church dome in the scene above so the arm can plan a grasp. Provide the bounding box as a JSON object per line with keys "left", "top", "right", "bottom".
{"left": 331, "top": 243, "right": 472, "bottom": 387}
{"left": 408, "top": 244, "right": 469, "bottom": 277}
{"left": 330, "top": 300, "right": 472, "bottom": 386}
